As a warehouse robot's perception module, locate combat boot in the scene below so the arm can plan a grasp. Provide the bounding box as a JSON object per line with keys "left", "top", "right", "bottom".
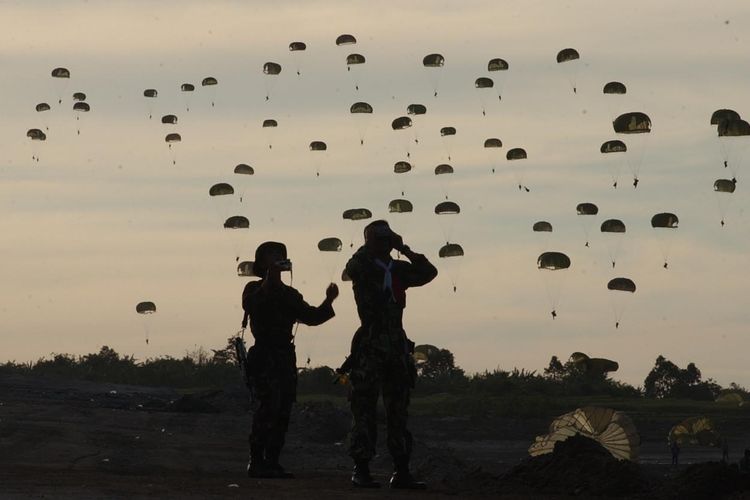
{"left": 351, "top": 460, "right": 380, "bottom": 488}
{"left": 247, "top": 444, "right": 273, "bottom": 478}
{"left": 264, "top": 448, "right": 294, "bottom": 479}
{"left": 389, "top": 458, "right": 426, "bottom": 490}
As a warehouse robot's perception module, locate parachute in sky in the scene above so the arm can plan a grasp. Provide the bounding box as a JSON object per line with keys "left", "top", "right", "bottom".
{"left": 317, "top": 237, "right": 344, "bottom": 282}
{"left": 435, "top": 201, "right": 461, "bottom": 251}
{"left": 713, "top": 178, "right": 737, "bottom": 226}
{"left": 474, "top": 77, "right": 495, "bottom": 116}
{"left": 406, "top": 104, "right": 427, "bottom": 144}
{"left": 603, "top": 81, "right": 627, "bottom": 94}
{"left": 262, "top": 119, "right": 278, "bottom": 149}
{"left": 506, "top": 147, "right": 530, "bottom": 192}
{"left": 136, "top": 301, "right": 156, "bottom": 344}
{"left": 529, "top": 407, "right": 640, "bottom": 461}
{"left": 439, "top": 243, "right": 464, "bottom": 292}
{"left": 710, "top": 109, "right": 740, "bottom": 126}
{"left": 487, "top": 58, "right": 509, "bottom": 101}
{"left": 350, "top": 102, "right": 373, "bottom": 145}
{"left": 209, "top": 183, "right": 234, "bottom": 196}
{"left": 601, "top": 140, "right": 627, "bottom": 188}
{"left": 568, "top": 352, "right": 620, "bottom": 376}
{"left": 161, "top": 114, "right": 178, "bottom": 125}
{"left": 483, "top": 138, "right": 503, "bottom": 173}
{"left": 576, "top": 202, "right": 599, "bottom": 247}
{"left": 222, "top": 216, "right": 250, "bottom": 262}
{"left": 224, "top": 215, "right": 249, "bottom": 229}
{"left": 600, "top": 219, "right": 626, "bottom": 268}
{"left": 613, "top": 112, "right": 651, "bottom": 187}
{"left": 423, "top": 53, "right": 445, "bottom": 97}
{"left": 27, "top": 128, "right": 47, "bottom": 162}
{"left": 607, "top": 277, "right": 636, "bottom": 328}
{"left": 72, "top": 92, "right": 86, "bottom": 102}
{"left": 263, "top": 62, "right": 282, "bottom": 101}
{"left": 440, "top": 127, "right": 457, "bottom": 161}
{"left": 233, "top": 163, "right": 254, "bottom": 202}
{"left": 393, "top": 161, "right": 413, "bottom": 195}
{"left": 537, "top": 251, "right": 571, "bottom": 319}
{"left": 533, "top": 221, "right": 553, "bottom": 232}
{"left": 336, "top": 34, "right": 357, "bottom": 46}
{"left": 51, "top": 67, "right": 70, "bottom": 104}
{"left": 289, "top": 41, "right": 307, "bottom": 76}
{"left": 342, "top": 208, "right": 372, "bottom": 247}
{"left": 180, "top": 83, "right": 195, "bottom": 111}
{"left": 237, "top": 261, "right": 255, "bottom": 277}
{"left": 143, "top": 88, "right": 157, "bottom": 119}
{"left": 309, "top": 141, "right": 328, "bottom": 176}
{"left": 34, "top": 102, "right": 51, "bottom": 132}
{"left": 651, "top": 212, "right": 678, "bottom": 269}
{"left": 556, "top": 48, "right": 580, "bottom": 94}
{"left": 201, "top": 76, "right": 218, "bottom": 107}
{"left": 165, "top": 133, "right": 181, "bottom": 165}
{"left": 345, "top": 53, "right": 366, "bottom": 91}
{"left": 717, "top": 118, "right": 750, "bottom": 179}
{"left": 392, "top": 117, "right": 413, "bottom": 158}
{"left": 389, "top": 199, "right": 413, "bottom": 213}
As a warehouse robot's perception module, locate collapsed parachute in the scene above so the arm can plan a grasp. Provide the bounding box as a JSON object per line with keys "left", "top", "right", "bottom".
{"left": 668, "top": 417, "right": 721, "bottom": 447}
{"left": 529, "top": 407, "right": 640, "bottom": 461}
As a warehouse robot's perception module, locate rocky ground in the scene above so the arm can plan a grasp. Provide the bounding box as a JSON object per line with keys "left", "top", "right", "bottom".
{"left": 1, "top": 374, "right": 749, "bottom": 499}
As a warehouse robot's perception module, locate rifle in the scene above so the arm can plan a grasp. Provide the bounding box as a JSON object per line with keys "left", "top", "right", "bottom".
{"left": 234, "top": 329, "right": 255, "bottom": 402}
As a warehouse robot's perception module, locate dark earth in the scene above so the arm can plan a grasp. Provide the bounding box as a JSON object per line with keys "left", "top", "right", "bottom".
{"left": 1, "top": 374, "right": 749, "bottom": 499}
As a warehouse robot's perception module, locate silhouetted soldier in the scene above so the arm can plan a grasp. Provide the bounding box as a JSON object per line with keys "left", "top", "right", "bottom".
{"left": 241, "top": 241, "right": 339, "bottom": 478}
{"left": 344, "top": 220, "right": 437, "bottom": 489}
{"left": 740, "top": 449, "right": 750, "bottom": 473}
{"left": 670, "top": 439, "right": 680, "bottom": 466}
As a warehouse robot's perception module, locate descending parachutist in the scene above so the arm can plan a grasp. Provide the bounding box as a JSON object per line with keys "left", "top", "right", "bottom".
{"left": 498, "top": 95, "right": 502, "bottom": 101}
{"left": 360, "top": 140, "right": 364, "bottom": 146}
{"left": 721, "top": 219, "right": 725, "bottom": 227}
{"left": 724, "top": 160, "right": 728, "bottom": 168}
{"left": 613, "top": 181, "right": 618, "bottom": 189}
{"left": 146, "top": 338, "right": 149, "bottom": 345}
{"left": 236, "top": 256, "right": 239, "bottom": 263}
{"left": 663, "top": 262, "right": 668, "bottom": 269}
{"left": 453, "top": 285, "right": 457, "bottom": 293}
{"left": 265, "top": 95, "right": 269, "bottom": 101}
{"left": 585, "top": 241, "right": 589, "bottom": 248}
{"left": 297, "top": 71, "right": 300, "bottom": 76}
{"left": 518, "top": 184, "right": 522, "bottom": 191}
{"left": 615, "top": 322, "right": 619, "bottom": 329}
{"left": 633, "top": 178, "right": 639, "bottom": 188}
{"left": 482, "top": 110, "right": 486, "bottom": 117}
{"left": 407, "top": 152, "right": 410, "bottom": 158}
{"left": 732, "top": 177, "right": 737, "bottom": 184}
{"left": 524, "top": 186, "right": 530, "bottom": 193}
{"left": 149, "top": 114, "right": 152, "bottom": 120}
{"left": 573, "top": 87, "right": 577, "bottom": 94}
{"left": 415, "top": 138, "right": 419, "bottom": 144}
{"left": 612, "top": 261, "right": 616, "bottom": 268}
{"left": 551, "top": 310, "right": 557, "bottom": 319}
{"left": 306, "top": 356, "right": 311, "bottom": 366}
{"left": 434, "top": 91, "right": 438, "bottom": 97}
{"left": 355, "top": 85, "right": 359, "bottom": 91}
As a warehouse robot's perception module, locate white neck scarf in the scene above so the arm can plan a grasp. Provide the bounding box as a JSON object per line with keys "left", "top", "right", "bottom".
{"left": 374, "top": 258, "right": 393, "bottom": 295}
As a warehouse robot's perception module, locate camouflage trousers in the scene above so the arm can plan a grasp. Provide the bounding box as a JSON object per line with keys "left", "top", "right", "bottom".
{"left": 348, "top": 356, "right": 413, "bottom": 463}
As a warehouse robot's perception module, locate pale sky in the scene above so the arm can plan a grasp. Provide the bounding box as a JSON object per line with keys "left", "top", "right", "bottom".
{"left": 1, "top": 0, "right": 749, "bottom": 388}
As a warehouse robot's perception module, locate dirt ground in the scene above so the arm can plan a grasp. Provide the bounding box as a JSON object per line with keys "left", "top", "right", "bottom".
{"left": 1, "top": 374, "right": 749, "bottom": 499}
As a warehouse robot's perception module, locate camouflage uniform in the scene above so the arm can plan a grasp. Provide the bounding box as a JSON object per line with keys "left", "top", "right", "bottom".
{"left": 345, "top": 246, "right": 437, "bottom": 463}
{"left": 242, "top": 280, "right": 335, "bottom": 463}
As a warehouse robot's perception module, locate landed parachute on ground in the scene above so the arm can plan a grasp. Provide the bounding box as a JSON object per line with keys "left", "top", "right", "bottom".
{"left": 529, "top": 407, "right": 640, "bottom": 461}
{"left": 715, "top": 391, "right": 745, "bottom": 406}
{"left": 668, "top": 417, "right": 720, "bottom": 447}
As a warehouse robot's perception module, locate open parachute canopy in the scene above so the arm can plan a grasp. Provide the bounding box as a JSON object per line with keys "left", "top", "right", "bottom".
{"left": 180, "top": 83, "right": 195, "bottom": 92}
{"left": 607, "top": 277, "right": 636, "bottom": 293}
{"left": 161, "top": 114, "right": 178, "bottom": 124}
{"left": 389, "top": 199, "right": 413, "bottom": 213}
{"left": 710, "top": 108, "right": 740, "bottom": 125}
{"left": 289, "top": 41, "right": 307, "bottom": 51}
{"left": 601, "top": 219, "right": 626, "bottom": 233}
{"left": 717, "top": 118, "right": 750, "bottom": 137}
{"left": 434, "top": 201, "right": 460, "bottom": 215}
{"left": 488, "top": 58, "right": 509, "bottom": 71}
{"left": 576, "top": 202, "right": 599, "bottom": 215}
{"left": 434, "top": 164, "right": 454, "bottom": 175}
{"left": 538, "top": 252, "right": 570, "bottom": 270}
{"left": 350, "top": 102, "right": 373, "bottom": 114}
{"left": 36, "top": 103, "right": 51, "bottom": 112}
{"left": 569, "top": 352, "right": 620, "bottom": 375}
{"left": 27, "top": 129, "right": 46, "bottom": 141}
{"left": 714, "top": 179, "right": 736, "bottom": 193}
{"left": 391, "top": 116, "right": 412, "bottom": 130}
{"left": 529, "top": 407, "right": 639, "bottom": 461}
{"left": 506, "top": 147, "right": 527, "bottom": 160}
{"left": 72, "top": 92, "right": 86, "bottom": 102}
{"left": 309, "top": 141, "right": 327, "bottom": 151}
{"left": 439, "top": 243, "right": 464, "bottom": 258}
{"left": 484, "top": 138, "right": 502, "bottom": 148}
{"left": 209, "top": 183, "right": 234, "bottom": 197}
{"left": 440, "top": 126, "right": 456, "bottom": 137}
{"left": 651, "top": 212, "right": 679, "bottom": 228}
{"left": 262, "top": 119, "right": 278, "bottom": 128}
{"left": 263, "top": 62, "right": 282, "bottom": 75}
{"left": 201, "top": 77, "right": 218, "bottom": 86}
{"left": 533, "top": 221, "right": 553, "bottom": 232}
{"left": 556, "top": 48, "right": 580, "bottom": 63}
{"left": 136, "top": 301, "right": 156, "bottom": 314}
{"left": 51, "top": 67, "right": 70, "bottom": 78}
{"left": 342, "top": 208, "right": 372, "bottom": 221}
{"left": 73, "top": 102, "right": 90, "bottom": 112}
{"left": 224, "top": 216, "right": 249, "bottom": 229}
{"left": 613, "top": 112, "right": 652, "bottom": 134}
{"left": 318, "top": 237, "right": 343, "bottom": 252}
{"left": 716, "top": 392, "right": 745, "bottom": 405}
{"left": 475, "top": 77, "right": 494, "bottom": 88}
{"left": 346, "top": 53, "right": 366, "bottom": 66}
{"left": 165, "top": 133, "right": 181, "bottom": 143}
{"left": 237, "top": 261, "right": 255, "bottom": 277}
{"left": 669, "top": 417, "right": 720, "bottom": 447}
{"left": 336, "top": 34, "right": 357, "bottom": 46}
{"left": 423, "top": 53, "right": 445, "bottom": 67}
{"left": 394, "top": 161, "right": 412, "bottom": 174}
{"left": 407, "top": 104, "right": 427, "bottom": 115}
{"left": 601, "top": 140, "right": 627, "bottom": 153}
{"left": 603, "top": 81, "right": 627, "bottom": 94}
{"left": 143, "top": 89, "right": 158, "bottom": 98}
{"left": 234, "top": 164, "right": 254, "bottom": 175}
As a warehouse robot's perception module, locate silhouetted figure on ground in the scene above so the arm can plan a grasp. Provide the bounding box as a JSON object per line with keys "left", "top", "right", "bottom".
{"left": 241, "top": 241, "right": 338, "bottom": 479}
{"left": 740, "top": 449, "right": 750, "bottom": 473}
{"left": 342, "top": 220, "right": 437, "bottom": 489}
{"left": 670, "top": 439, "right": 680, "bottom": 466}
{"left": 722, "top": 437, "right": 730, "bottom": 463}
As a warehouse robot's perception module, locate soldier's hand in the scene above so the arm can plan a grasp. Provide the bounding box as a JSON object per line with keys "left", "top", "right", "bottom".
{"left": 325, "top": 283, "right": 339, "bottom": 302}
{"left": 390, "top": 231, "right": 405, "bottom": 252}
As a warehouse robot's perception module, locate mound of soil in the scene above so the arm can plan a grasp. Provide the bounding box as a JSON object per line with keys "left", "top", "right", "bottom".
{"left": 665, "top": 461, "right": 750, "bottom": 500}
{"left": 498, "top": 434, "right": 650, "bottom": 497}
{"left": 415, "top": 447, "right": 500, "bottom": 495}
{"left": 295, "top": 400, "right": 351, "bottom": 443}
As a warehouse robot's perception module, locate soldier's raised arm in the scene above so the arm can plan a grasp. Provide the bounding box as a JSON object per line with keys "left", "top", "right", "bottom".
{"left": 289, "top": 283, "right": 338, "bottom": 326}
{"left": 395, "top": 242, "right": 438, "bottom": 288}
